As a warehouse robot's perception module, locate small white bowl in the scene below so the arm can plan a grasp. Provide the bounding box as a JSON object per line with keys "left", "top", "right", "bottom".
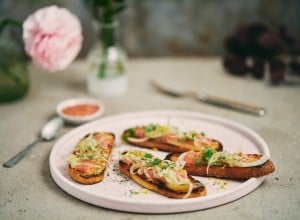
{"left": 56, "top": 98, "right": 105, "bottom": 124}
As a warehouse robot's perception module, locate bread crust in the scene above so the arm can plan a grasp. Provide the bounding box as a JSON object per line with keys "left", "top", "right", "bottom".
{"left": 125, "top": 139, "right": 192, "bottom": 153}
{"left": 119, "top": 161, "right": 206, "bottom": 199}
{"left": 123, "top": 128, "right": 223, "bottom": 153}
{"left": 68, "top": 165, "right": 105, "bottom": 185}
{"left": 166, "top": 153, "right": 275, "bottom": 180}
{"left": 68, "top": 132, "right": 115, "bottom": 185}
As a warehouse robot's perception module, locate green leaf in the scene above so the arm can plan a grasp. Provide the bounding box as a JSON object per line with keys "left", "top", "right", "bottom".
{"left": 0, "top": 18, "right": 22, "bottom": 36}
{"left": 87, "top": 155, "right": 94, "bottom": 159}
{"left": 128, "top": 128, "right": 135, "bottom": 136}
{"left": 147, "top": 158, "right": 162, "bottom": 166}
{"left": 113, "top": 4, "right": 126, "bottom": 15}
{"left": 145, "top": 124, "right": 156, "bottom": 132}
{"left": 203, "top": 148, "right": 216, "bottom": 161}
{"left": 122, "top": 128, "right": 135, "bottom": 141}
{"left": 144, "top": 153, "right": 153, "bottom": 158}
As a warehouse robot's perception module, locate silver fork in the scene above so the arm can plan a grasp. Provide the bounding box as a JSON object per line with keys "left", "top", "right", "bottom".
{"left": 150, "top": 80, "right": 266, "bottom": 116}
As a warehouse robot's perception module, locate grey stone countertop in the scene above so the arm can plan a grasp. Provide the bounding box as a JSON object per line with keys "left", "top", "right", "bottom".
{"left": 0, "top": 58, "right": 299, "bottom": 219}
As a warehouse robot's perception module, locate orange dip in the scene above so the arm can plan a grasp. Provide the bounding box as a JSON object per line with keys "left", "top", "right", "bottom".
{"left": 62, "top": 104, "right": 99, "bottom": 117}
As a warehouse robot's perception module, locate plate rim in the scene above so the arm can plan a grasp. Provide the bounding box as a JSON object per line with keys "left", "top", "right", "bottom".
{"left": 49, "top": 110, "right": 269, "bottom": 213}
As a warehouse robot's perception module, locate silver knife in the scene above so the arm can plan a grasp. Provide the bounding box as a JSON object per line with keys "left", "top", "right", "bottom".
{"left": 151, "top": 80, "right": 266, "bottom": 116}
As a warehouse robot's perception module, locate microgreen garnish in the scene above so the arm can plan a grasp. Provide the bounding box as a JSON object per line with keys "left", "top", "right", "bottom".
{"left": 122, "top": 128, "right": 135, "bottom": 141}
{"left": 147, "top": 158, "right": 162, "bottom": 166}
{"left": 145, "top": 123, "right": 157, "bottom": 132}
{"left": 87, "top": 155, "right": 94, "bottom": 159}
{"left": 128, "top": 128, "right": 135, "bottom": 136}
{"left": 203, "top": 148, "right": 216, "bottom": 161}
{"left": 144, "top": 153, "right": 153, "bottom": 158}
{"left": 181, "top": 131, "right": 198, "bottom": 141}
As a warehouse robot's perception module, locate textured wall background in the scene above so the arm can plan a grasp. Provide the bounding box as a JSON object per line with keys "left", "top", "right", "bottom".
{"left": 1, "top": 0, "right": 299, "bottom": 57}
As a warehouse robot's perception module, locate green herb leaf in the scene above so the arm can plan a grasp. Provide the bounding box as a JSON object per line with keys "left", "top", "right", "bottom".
{"left": 122, "top": 128, "right": 135, "bottom": 141}
{"left": 147, "top": 158, "right": 162, "bottom": 166}
{"left": 128, "top": 128, "right": 135, "bottom": 136}
{"left": 203, "top": 148, "right": 216, "bottom": 161}
{"left": 145, "top": 124, "right": 156, "bottom": 132}
{"left": 144, "top": 153, "right": 153, "bottom": 158}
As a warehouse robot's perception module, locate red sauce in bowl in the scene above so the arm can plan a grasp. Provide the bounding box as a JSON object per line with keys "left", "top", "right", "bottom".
{"left": 62, "top": 104, "right": 100, "bottom": 117}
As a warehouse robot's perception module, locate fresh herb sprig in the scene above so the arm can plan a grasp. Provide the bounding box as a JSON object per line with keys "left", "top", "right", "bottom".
{"left": 144, "top": 123, "right": 157, "bottom": 133}
{"left": 203, "top": 148, "right": 216, "bottom": 161}
{"left": 122, "top": 128, "right": 135, "bottom": 141}
{"left": 196, "top": 148, "right": 216, "bottom": 165}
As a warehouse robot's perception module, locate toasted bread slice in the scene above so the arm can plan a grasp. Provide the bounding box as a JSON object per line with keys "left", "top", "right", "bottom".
{"left": 122, "top": 124, "right": 223, "bottom": 153}
{"left": 68, "top": 165, "right": 105, "bottom": 185}
{"left": 166, "top": 151, "right": 275, "bottom": 180}
{"left": 119, "top": 161, "right": 206, "bottom": 199}
{"left": 67, "top": 132, "right": 115, "bottom": 185}
{"left": 119, "top": 150, "right": 206, "bottom": 199}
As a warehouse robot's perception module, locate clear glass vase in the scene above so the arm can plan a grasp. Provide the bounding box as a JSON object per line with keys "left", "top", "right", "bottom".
{"left": 0, "top": 24, "right": 29, "bottom": 103}
{"left": 87, "top": 21, "right": 128, "bottom": 97}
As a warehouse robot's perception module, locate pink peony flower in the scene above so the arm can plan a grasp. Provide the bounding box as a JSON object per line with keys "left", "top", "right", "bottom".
{"left": 22, "top": 5, "right": 83, "bottom": 72}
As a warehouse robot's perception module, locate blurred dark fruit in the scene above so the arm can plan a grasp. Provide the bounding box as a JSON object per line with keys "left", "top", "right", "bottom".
{"left": 258, "top": 32, "right": 283, "bottom": 57}
{"left": 270, "top": 59, "right": 285, "bottom": 84}
{"left": 223, "top": 56, "right": 248, "bottom": 76}
{"left": 289, "top": 59, "right": 300, "bottom": 75}
{"left": 225, "top": 23, "right": 280, "bottom": 58}
{"left": 250, "top": 58, "right": 265, "bottom": 79}
{"left": 290, "top": 41, "right": 300, "bottom": 55}
{"left": 223, "top": 22, "right": 300, "bottom": 85}
{"left": 225, "top": 23, "right": 268, "bottom": 57}
{"left": 279, "top": 25, "right": 296, "bottom": 45}
{"left": 225, "top": 27, "right": 249, "bottom": 57}
{"left": 246, "top": 23, "right": 269, "bottom": 56}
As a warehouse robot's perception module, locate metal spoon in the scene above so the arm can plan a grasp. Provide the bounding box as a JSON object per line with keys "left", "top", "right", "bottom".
{"left": 3, "top": 117, "right": 63, "bottom": 168}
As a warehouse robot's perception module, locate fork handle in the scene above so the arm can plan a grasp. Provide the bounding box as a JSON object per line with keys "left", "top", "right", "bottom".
{"left": 195, "top": 93, "right": 266, "bottom": 116}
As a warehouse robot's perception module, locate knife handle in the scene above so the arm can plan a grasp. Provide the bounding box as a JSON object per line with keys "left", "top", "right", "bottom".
{"left": 196, "top": 93, "right": 266, "bottom": 116}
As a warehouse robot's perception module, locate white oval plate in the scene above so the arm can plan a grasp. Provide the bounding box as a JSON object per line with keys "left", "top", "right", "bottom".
{"left": 49, "top": 110, "right": 271, "bottom": 213}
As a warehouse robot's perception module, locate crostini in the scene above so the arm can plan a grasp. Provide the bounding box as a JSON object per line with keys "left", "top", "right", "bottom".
{"left": 67, "top": 132, "right": 115, "bottom": 184}
{"left": 119, "top": 150, "right": 206, "bottom": 199}
{"left": 122, "top": 124, "right": 222, "bottom": 153}
{"left": 165, "top": 149, "right": 275, "bottom": 179}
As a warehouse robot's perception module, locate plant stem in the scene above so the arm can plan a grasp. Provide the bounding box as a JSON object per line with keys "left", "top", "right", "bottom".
{"left": 99, "top": 59, "right": 107, "bottom": 78}
{"left": 101, "top": 23, "right": 116, "bottom": 49}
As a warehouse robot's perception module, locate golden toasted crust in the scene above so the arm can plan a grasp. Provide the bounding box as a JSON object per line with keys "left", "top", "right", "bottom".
{"left": 124, "top": 128, "right": 223, "bottom": 153}
{"left": 68, "top": 165, "right": 105, "bottom": 185}
{"left": 68, "top": 132, "right": 115, "bottom": 185}
{"left": 119, "top": 161, "right": 206, "bottom": 199}
{"left": 125, "top": 139, "right": 191, "bottom": 153}
{"left": 166, "top": 153, "right": 275, "bottom": 180}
